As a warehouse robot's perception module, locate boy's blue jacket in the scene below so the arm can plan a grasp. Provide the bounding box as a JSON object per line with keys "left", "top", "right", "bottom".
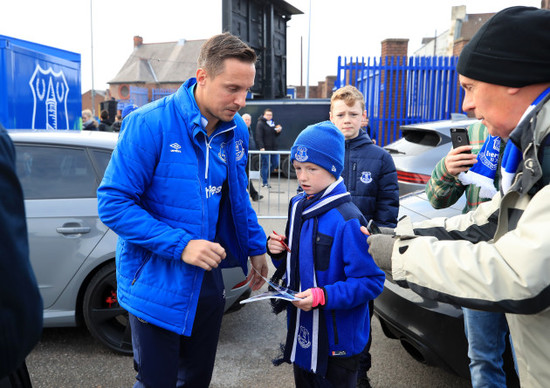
{"left": 273, "top": 179, "right": 385, "bottom": 359}
{"left": 97, "top": 78, "right": 266, "bottom": 336}
{"left": 342, "top": 130, "right": 399, "bottom": 227}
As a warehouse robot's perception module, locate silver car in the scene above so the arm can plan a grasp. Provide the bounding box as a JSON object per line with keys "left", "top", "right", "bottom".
{"left": 9, "top": 130, "right": 251, "bottom": 355}
{"left": 384, "top": 114, "right": 479, "bottom": 196}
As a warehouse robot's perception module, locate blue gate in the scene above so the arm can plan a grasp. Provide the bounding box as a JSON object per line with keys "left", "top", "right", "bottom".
{"left": 336, "top": 56, "right": 465, "bottom": 146}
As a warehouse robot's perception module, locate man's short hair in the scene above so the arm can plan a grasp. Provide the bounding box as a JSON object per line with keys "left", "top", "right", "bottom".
{"left": 263, "top": 108, "right": 272, "bottom": 115}
{"left": 197, "top": 32, "right": 257, "bottom": 77}
{"left": 330, "top": 85, "right": 365, "bottom": 111}
{"left": 100, "top": 110, "right": 109, "bottom": 120}
{"left": 241, "top": 113, "right": 251, "bottom": 120}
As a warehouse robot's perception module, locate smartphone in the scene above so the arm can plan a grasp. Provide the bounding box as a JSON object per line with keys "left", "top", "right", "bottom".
{"left": 450, "top": 127, "right": 474, "bottom": 167}
{"left": 450, "top": 127, "right": 471, "bottom": 151}
{"left": 366, "top": 219, "right": 381, "bottom": 235}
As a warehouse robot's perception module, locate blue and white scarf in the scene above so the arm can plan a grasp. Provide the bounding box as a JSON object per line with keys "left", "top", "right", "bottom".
{"left": 459, "top": 87, "right": 550, "bottom": 197}
{"left": 277, "top": 178, "right": 351, "bottom": 377}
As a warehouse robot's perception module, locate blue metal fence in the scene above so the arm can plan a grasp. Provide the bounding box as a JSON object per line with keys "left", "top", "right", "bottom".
{"left": 152, "top": 88, "right": 177, "bottom": 101}
{"left": 336, "top": 56, "right": 465, "bottom": 146}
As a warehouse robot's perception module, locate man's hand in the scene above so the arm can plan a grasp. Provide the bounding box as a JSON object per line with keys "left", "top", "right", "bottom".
{"left": 247, "top": 254, "right": 268, "bottom": 291}
{"left": 181, "top": 240, "right": 226, "bottom": 270}
{"left": 360, "top": 226, "right": 395, "bottom": 272}
{"left": 444, "top": 146, "right": 477, "bottom": 176}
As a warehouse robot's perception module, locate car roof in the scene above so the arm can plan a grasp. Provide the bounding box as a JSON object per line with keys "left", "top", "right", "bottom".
{"left": 399, "top": 116, "right": 479, "bottom": 135}
{"left": 7, "top": 130, "right": 118, "bottom": 150}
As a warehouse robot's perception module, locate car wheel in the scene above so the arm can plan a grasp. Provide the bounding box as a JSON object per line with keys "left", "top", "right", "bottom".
{"left": 280, "top": 155, "right": 296, "bottom": 179}
{"left": 83, "top": 262, "right": 133, "bottom": 355}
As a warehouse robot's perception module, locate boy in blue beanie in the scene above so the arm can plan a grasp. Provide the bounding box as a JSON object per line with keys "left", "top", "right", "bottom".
{"left": 267, "top": 121, "right": 385, "bottom": 387}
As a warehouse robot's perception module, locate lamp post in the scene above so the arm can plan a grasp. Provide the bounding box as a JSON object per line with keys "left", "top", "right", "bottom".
{"left": 90, "top": 0, "right": 96, "bottom": 116}
{"left": 305, "top": 0, "right": 311, "bottom": 99}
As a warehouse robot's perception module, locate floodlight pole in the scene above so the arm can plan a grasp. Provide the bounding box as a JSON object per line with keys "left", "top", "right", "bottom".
{"left": 305, "top": 0, "right": 311, "bottom": 99}
{"left": 90, "top": 0, "right": 96, "bottom": 116}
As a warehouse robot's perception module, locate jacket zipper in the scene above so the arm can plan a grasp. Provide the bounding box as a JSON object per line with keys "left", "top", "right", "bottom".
{"left": 204, "top": 126, "right": 234, "bottom": 179}
{"left": 132, "top": 252, "right": 152, "bottom": 285}
{"left": 331, "top": 311, "right": 339, "bottom": 345}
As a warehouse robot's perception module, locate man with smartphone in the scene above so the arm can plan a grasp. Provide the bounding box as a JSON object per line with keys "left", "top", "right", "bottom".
{"left": 363, "top": 6, "right": 550, "bottom": 386}
{"left": 426, "top": 122, "right": 514, "bottom": 388}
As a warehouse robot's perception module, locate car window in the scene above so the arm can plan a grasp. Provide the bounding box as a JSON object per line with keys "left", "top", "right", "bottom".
{"left": 15, "top": 145, "right": 98, "bottom": 199}
{"left": 91, "top": 150, "right": 112, "bottom": 180}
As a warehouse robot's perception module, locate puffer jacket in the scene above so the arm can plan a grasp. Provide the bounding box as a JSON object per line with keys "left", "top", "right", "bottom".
{"left": 97, "top": 78, "right": 266, "bottom": 336}
{"left": 342, "top": 130, "right": 399, "bottom": 227}
{"left": 390, "top": 91, "right": 550, "bottom": 387}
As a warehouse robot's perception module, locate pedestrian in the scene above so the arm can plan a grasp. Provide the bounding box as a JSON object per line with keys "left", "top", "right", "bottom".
{"left": 97, "top": 32, "right": 268, "bottom": 388}
{"left": 361, "top": 115, "right": 377, "bottom": 145}
{"left": 242, "top": 113, "right": 262, "bottom": 201}
{"left": 330, "top": 85, "right": 399, "bottom": 388}
{"left": 0, "top": 124, "right": 43, "bottom": 387}
{"left": 267, "top": 121, "right": 385, "bottom": 388}
{"left": 97, "top": 109, "right": 113, "bottom": 132}
{"left": 364, "top": 6, "right": 550, "bottom": 386}
{"left": 426, "top": 121, "right": 516, "bottom": 387}
{"left": 255, "top": 108, "right": 282, "bottom": 188}
{"left": 82, "top": 109, "right": 98, "bottom": 130}
{"left": 111, "top": 113, "right": 122, "bottom": 132}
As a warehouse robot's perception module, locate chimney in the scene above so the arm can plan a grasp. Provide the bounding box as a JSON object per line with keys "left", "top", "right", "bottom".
{"left": 133, "top": 36, "right": 143, "bottom": 48}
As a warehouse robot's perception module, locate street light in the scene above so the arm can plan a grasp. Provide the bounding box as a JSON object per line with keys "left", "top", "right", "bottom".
{"left": 90, "top": 0, "right": 96, "bottom": 116}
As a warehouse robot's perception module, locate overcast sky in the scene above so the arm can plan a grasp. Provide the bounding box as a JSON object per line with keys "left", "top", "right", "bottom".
{"left": 0, "top": 0, "right": 541, "bottom": 92}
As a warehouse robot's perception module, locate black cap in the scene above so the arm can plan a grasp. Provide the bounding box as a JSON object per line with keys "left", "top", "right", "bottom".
{"left": 457, "top": 6, "right": 550, "bottom": 87}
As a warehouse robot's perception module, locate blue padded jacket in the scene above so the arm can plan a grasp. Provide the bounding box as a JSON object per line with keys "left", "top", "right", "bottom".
{"left": 97, "top": 79, "right": 266, "bottom": 336}
{"left": 342, "top": 130, "right": 399, "bottom": 228}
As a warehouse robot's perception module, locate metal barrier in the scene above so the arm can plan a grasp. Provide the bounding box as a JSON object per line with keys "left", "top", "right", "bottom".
{"left": 248, "top": 150, "right": 296, "bottom": 219}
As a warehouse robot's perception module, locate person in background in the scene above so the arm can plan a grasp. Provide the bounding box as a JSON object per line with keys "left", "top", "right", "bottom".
{"left": 82, "top": 109, "right": 98, "bottom": 130}
{"left": 267, "top": 121, "right": 385, "bottom": 388}
{"left": 97, "top": 33, "right": 268, "bottom": 388}
{"left": 0, "top": 124, "right": 43, "bottom": 388}
{"left": 256, "top": 108, "right": 282, "bottom": 188}
{"left": 364, "top": 6, "right": 550, "bottom": 386}
{"left": 426, "top": 121, "right": 516, "bottom": 387}
{"left": 111, "top": 113, "right": 122, "bottom": 132}
{"left": 97, "top": 110, "right": 113, "bottom": 132}
{"left": 242, "top": 113, "right": 262, "bottom": 201}
{"left": 330, "top": 85, "right": 399, "bottom": 388}
{"left": 361, "top": 115, "right": 377, "bottom": 145}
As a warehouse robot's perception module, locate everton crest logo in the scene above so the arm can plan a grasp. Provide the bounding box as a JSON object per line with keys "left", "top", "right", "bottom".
{"left": 29, "top": 65, "right": 69, "bottom": 130}
{"left": 218, "top": 142, "right": 227, "bottom": 163}
{"left": 360, "top": 171, "right": 373, "bottom": 184}
{"left": 294, "top": 146, "right": 309, "bottom": 162}
{"left": 297, "top": 325, "right": 312, "bottom": 349}
{"left": 235, "top": 139, "right": 245, "bottom": 161}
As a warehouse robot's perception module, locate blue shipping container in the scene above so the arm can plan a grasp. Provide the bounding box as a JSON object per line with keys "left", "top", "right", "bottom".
{"left": 0, "top": 35, "right": 81, "bottom": 130}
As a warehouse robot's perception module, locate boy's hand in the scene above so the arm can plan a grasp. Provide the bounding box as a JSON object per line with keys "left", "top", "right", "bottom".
{"left": 292, "top": 289, "right": 313, "bottom": 311}
{"left": 444, "top": 146, "right": 477, "bottom": 176}
{"left": 268, "top": 232, "right": 287, "bottom": 254}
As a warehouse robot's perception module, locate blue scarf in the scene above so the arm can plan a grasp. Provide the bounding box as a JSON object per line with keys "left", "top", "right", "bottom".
{"left": 458, "top": 135, "right": 502, "bottom": 198}
{"left": 277, "top": 178, "right": 351, "bottom": 376}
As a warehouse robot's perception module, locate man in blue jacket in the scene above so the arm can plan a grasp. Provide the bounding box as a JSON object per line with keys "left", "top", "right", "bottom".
{"left": 97, "top": 33, "right": 268, "bottom": 388}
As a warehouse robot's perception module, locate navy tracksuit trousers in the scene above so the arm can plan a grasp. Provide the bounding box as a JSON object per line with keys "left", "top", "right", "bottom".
{"left": 130, "top": 267, "right": 225, "bottom": 388}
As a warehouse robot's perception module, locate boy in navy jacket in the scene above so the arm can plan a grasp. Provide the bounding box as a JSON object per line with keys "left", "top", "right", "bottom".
{"left": 267, "top": 121, "right": 385, "bottom": 387}
{"left": 331, "top": 85, "right": 399, "bottom": 387}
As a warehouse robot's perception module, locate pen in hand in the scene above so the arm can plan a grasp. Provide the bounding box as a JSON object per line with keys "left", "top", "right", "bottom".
{"left": 272, "top": 230, "right": 291, "bottom": 253}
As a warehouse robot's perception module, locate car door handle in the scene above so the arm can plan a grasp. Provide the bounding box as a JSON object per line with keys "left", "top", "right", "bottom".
{"left": 56, "top": 226, "right": 91, "bottom": 235}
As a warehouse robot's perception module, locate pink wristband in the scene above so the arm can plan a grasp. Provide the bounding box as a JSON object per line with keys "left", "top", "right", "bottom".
{"left": 311, "top": 287, "right": 325, "bottom": 308}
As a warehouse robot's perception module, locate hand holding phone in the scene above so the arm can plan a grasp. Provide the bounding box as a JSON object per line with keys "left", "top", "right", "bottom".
{"left": 450, "top": 127, "right": 475, "bottom": 169}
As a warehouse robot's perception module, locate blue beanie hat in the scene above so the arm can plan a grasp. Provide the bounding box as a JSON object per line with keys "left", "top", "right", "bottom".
{"left": 122, "top": 104, "right": 139, "bottom": 119}
{"left": 290, "top": 121, "right": 345, "bottom": 179}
